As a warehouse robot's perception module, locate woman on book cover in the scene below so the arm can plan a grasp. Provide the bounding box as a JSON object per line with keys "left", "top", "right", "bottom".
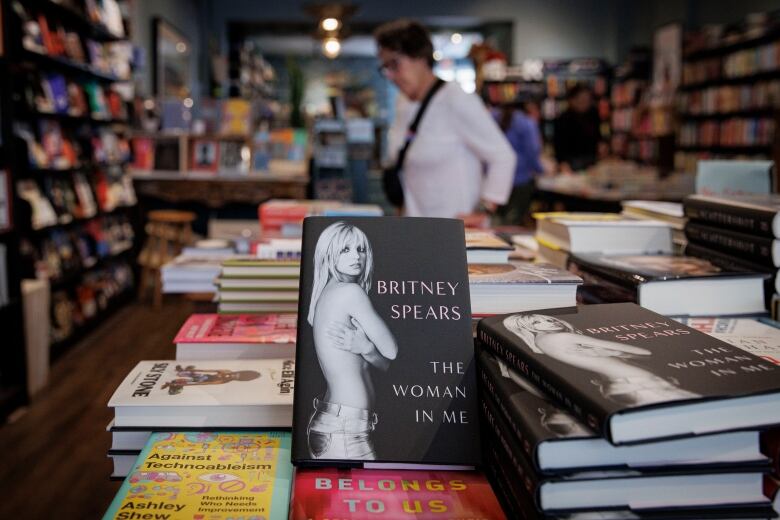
{"left": 503, "top": 314, "right": 699, "bottom": 406}
{"left": 306, "top": 221, "right": 398, "bottom": 460}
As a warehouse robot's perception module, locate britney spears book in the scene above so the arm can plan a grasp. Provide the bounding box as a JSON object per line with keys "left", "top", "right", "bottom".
{"left": 291, "top": 217, "right": 479, "bottom": 468}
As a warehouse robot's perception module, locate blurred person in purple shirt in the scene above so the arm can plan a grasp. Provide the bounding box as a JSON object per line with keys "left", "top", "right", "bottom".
{"left": 493, "top": 101, "right": 544, "bottom": 225}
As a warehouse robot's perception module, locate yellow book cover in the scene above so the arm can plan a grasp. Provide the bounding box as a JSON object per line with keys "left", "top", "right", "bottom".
{"left": 103, "top": 431, "right": 292, "bottom": 520}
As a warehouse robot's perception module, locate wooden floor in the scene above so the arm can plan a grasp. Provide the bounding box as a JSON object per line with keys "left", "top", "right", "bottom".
{"left": 0, "top": 298, "right": 197, "bottom": 519}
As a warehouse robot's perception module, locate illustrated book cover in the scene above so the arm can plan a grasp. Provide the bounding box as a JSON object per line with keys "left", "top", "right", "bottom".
{"left": 102, "top": 431, "right": 293, "bottom": 520}
{"left": 109, "top": 359, "right": 295, "bottom": 427}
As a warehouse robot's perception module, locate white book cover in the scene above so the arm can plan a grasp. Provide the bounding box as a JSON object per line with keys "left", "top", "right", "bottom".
{"left": 108, "top": 359, "right": 294, "bottom": 408}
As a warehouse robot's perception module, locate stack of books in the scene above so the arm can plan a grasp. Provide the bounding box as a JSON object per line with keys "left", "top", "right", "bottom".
{"left": 259, "top": 199, "right": 383, "bottom": 237}
{"left": 465, "top": 229, "right": 514, "bottom": 264}
{"left": 106, "top": 358, "right": 295, "bottom": 478}
{"left": 469, "top": 261, "right": 581, "bottom": 317}
{"left": 173, "top": 313, "right": 296, "bottom": 360}
{"left": 684, "top": 194, "right": 780, "bottom": 313}
{"left": 533, "top": 212, "right": 674, "bottom": 269}
{"left": 216, "top": 258, "right": 300, "bottom": 314}
{"left": 161, "top": 254, "right": 242, "bottom": 294}
{"left": 568, "top": 252, "right": 767, "bottom": 316}
{"left": 477, "top": 303, "right": 780, "bottom": 519}
{"left": 622, "top": 200, "right": 687, "bottom": 251}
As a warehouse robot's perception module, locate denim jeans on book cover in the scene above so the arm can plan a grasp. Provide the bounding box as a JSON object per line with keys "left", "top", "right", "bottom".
{"left": 306, "top": 397, "right": 377, "bottom": 460}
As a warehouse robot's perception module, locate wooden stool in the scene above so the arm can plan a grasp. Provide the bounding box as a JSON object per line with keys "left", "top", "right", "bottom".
{"left": 137, "top": 210, "right": 196, "bottom": 307}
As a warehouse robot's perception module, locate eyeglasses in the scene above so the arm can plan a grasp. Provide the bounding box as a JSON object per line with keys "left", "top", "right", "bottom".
{"left": 378, "top": 56, "right": 401, "bottom": 77}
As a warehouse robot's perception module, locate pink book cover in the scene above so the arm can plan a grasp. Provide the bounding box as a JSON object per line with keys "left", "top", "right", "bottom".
{"left": 174, "top": 313, "right": 297, "bottom": 344}
{"left": 290, "top": 468, "right": 506, "bottom": 519}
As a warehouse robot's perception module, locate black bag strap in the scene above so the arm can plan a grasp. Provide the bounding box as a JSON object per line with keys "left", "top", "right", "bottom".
{"left": 394, "top": 78, "right": 446, "bottom": 173}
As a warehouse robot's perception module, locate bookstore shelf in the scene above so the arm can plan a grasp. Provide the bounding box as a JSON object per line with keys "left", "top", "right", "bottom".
{"left": 29, "top": 205, "right": 135, "bottom": 234}
{"left": 26, "top": 111, "right": 129, "bottom": 126}
{"left": 48, "top": 247, "right": 134, "bottom": 290}
{"left": 20, "top": 50, "right": 123, "bottom": 84}
{"left": 26, "top": 0, "right": 126, "bottom": 43}
{"left": 683, "top": 26, "right": 780, "bottom": 60}
{"left": 677, "top": 144, "right": 774, "bottom": 153}
{"left": 681, "top": 70, "right": 780, "bottom": 90}
{"left": 49, "top": 288, "right": 134, "bottom": 361}
{"left": 679, "top": 109, "right": 779, "bottom": 120}
{"left": 3, "top": 0, "right": 139, "bottom": 373}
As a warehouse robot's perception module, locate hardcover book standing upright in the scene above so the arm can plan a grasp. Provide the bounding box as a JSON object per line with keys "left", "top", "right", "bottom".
{"left": 292, "top": 217, "right": 479, "bottom": 468}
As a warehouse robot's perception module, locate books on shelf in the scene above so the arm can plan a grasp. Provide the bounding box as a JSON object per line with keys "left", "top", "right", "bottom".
{"left": 569, "top": 253, "right": 766, "bottom": 316}
{"left": 476, "top": 303, "right": 780, "bottom": 445}
{"left": 464, "top": 229, "right": 513, "bottom": 264}
{"left": 108, "top": 359, "right": 295, "bottom": 427}
{"left": 174, "top": 314, "right": 296, "bottom": 360}
{"left": 468, "top": 261, "right": 581, "bottom": 316}
{"left": 477, "top": 349, "right": 769, "bottom": 473}
{"left": 292, "top": 217, "right": 479, "bottom": 468}
{"left": 290, "top": 468, "right": 505, "bottom": 519}
{"left": 103, "top": 431, "right": 293, "bottom": 520}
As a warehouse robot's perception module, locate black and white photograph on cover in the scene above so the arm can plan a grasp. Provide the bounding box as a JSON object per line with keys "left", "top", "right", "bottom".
{"left": 495, "top": 358, "right": 590, "bottom": 438}
{"left": 502, "top": 313, "right": 700, "bottom": 407}
{"left": 293, "top": 217, "right": 480, "bottom": 467}
{"left": 305, "top": 221, "right": 398, "bottom": 460}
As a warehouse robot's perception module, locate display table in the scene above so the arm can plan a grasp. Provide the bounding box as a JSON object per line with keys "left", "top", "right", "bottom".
{"left": 534, "top": 172, "right": 694, "bottom": 212}
{"left": 131, "top": 170, "right": 309, "bottom": 208}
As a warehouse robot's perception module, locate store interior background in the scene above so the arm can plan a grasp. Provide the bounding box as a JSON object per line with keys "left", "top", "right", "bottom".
{"left": 2, "top": 0, "right": 780, "bottom": 517}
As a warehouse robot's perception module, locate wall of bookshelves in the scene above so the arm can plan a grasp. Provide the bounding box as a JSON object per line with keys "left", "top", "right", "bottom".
{"left": 0, "top": 46, "right": 29, "bottom": 423}
{"left": 540, "top": 59, "right": 611, "bottom": 144}
{"left": 4, "top": 0, "right": 138, "bottom": 360}
{"left": 675, "top": 15, "right": 780, "bottom": 173}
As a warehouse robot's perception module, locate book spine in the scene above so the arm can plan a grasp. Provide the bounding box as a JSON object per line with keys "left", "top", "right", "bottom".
{"left": 479, "top": 394, "right": 541, "bottom": 501}
{"left": 684, "top": 242, "right": 773, "bottom": 275}
{"left": 685, "top": 198, "right": 777, "bottom": 238}
{"left": 476, "top": 324, "right": 610, "bottom": 439}
{"left": 477, "top": 361, "right": 542, "bottom": 468}
{"left": 685, "top": 222, "right": 777, "bottom": 267}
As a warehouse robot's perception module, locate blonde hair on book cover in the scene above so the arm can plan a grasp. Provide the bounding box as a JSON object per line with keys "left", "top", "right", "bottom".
{"left": 308, "top": 221, "right": 373, "bottom": 325}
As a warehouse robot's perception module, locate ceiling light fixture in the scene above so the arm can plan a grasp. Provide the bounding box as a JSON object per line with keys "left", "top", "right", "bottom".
{"left": 323, "top": 37, "right": 341, "bottom": 58}
{"left": 321, "top": 17, "right": 340, "bottom": 31}
{"left": 451, "top": 32, "right": 463, "bottom": 44}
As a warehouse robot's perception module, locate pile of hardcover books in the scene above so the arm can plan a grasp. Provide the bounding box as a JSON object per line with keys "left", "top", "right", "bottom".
{"left": 106, "top": 312, "right": 297, "bottom": 477}
{"left": 161, "top": 254, "right": 236, "bottom": 294}
{"left": 622, "top": 200, "right": 687, "bottom": 250}
{"left": 466, "top": 229, "right": 582, "bottom": 318}
{"left": 216, "top": 258, "right": 300, "bottom": 314}
{"left": 684, "top": 194, "right": 780, "bottom": 314}
{"left": 105, "top": 358, "right": 295, "bottom": 479}
{"left": 477, "top": 303, "right": 780, "bottom": 519}
{"left": 533, "top": 212, "right": 674, "bottom": 269}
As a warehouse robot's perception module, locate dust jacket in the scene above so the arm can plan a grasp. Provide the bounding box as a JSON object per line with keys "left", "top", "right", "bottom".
{"left": 292, "top": 217, "right": 479, "bottom": 467}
